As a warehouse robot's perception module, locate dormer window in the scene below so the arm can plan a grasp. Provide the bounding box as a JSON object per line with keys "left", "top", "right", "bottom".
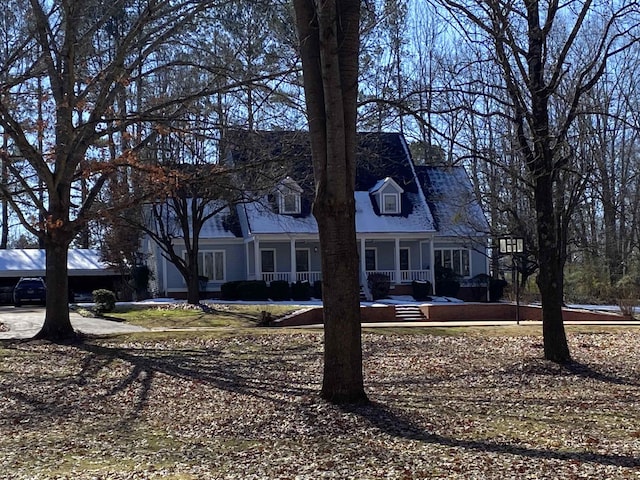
{"left": 277, "top": 177, "right": 302, "bottom": 214}
{"left": 370, "top": 177, "right": 404, "bottom": 215}
{"left": 383, "top": 193, "right": 399, "bottom": 214}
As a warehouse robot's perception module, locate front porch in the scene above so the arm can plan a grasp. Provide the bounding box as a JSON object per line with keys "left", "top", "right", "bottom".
{"left": 246, "top": 235, "right": 436, "bottom": 289}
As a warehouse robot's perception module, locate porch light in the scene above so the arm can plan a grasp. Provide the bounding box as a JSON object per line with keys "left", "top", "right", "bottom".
{"left": 498, "top": 237, "right": 524, "bottom": 254}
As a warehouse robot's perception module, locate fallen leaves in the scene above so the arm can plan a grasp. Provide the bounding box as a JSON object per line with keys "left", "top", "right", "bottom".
{"left": 0, "top": 330, "right": 639, "bottom": 479}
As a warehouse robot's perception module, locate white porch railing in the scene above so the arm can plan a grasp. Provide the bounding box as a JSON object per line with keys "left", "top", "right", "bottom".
{"left": 261, "top": 269, "right": 430, "bottom": 285}
{"left": 366, "top": 270, "right": 396, "bottom": 283}
{"left": 400, "top": 270, "right": 431, "bottom": 282}
{"left": 261, "top": 272, "right": 291, "bottom": 283}
{"left": 365, "top": 269, "right": 431, "bottom": 284}
{"left": 261, "top": 271, "right": 323, "bottom": 284}
{"left": 295, "top": 271, "right": 323, "bottom": 284}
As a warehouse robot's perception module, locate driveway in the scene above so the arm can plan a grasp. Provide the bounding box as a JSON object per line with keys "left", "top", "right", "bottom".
{"left": 0, "top": 306, "right": 148, "bottom": 339}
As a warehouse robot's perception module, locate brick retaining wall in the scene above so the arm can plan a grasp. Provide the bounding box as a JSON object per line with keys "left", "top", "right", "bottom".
{"left": 273, "top": 302, "right": 629, "bottom": 326}
{"left": 273, "top": 305, "right": 396, "bottom": 327}
{"left": 421, "top": 303, "right": 629, "bottom": 322}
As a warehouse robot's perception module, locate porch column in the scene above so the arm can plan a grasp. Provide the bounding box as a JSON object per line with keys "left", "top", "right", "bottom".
{"left": 290, "top": 238, "right": 296, "bottom": 283}
{"left": 162, "top": 254, "right": 168, "bottom": 296}
{"left": 254, "top": 237, "right": 261, "bottom": 282}
{"left": 430, "top": 237, "right": 436, "bottom": 295}
{"left": 245, "top": 240, "right": 250, "bottom": 280}
{"left": 394, "top": 237, "right": 401, "bottom": 285}
{"left": 359, "top": 237, "right": 366, "bottom": 283}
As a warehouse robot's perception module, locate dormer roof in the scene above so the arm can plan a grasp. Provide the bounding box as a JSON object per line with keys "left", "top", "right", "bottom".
{"left": 369, "top": 177, "right": 405, "bottom": 215}
{"left": 369, "top": 177, "right": 404, "bottom": 195}
{"left": 277, "top": 176, "right": 303, "bottom": 193}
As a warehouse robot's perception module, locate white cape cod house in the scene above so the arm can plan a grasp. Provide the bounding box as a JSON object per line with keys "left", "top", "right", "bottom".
{"left": 143, "top": 131, "right": 490, "bottom": 299}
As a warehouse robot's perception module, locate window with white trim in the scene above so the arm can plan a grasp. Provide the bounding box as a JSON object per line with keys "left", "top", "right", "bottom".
{"left": 261, "top": 249, "right": 275, "bottom": 273}
{"left": 365, "top": 248, "right": 377, "bottom": 271}
{"left": 279, "top": 188, "right": 301, "bottom": 214}
{"left": 296, "top": 249, "right": 309, "bottom": 272}
{"left": 383, "top": 193, "right": 400, "bottom": 214}
{"left": 277, "top": 178, "right": 302, "bottom": 214}
{"left": 185, "top": 250, "right": 226, "bottom": 281}
{"left": 400, "top": 248, "right": 410, "bottom": 271}
{"left": 434, "top": 248, "right": 470, "bottom": 276}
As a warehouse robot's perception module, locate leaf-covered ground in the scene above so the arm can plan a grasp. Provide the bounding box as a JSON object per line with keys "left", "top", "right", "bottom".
{"left": 1, "top": 328, "right": 639, "bottom": 479}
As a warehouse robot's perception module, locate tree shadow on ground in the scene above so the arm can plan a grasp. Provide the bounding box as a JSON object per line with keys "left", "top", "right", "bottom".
{"left": 73, "top": 339, "right": 317, "bottom": 406}
{"left": 500, "top": 357, "right": 640, "bottom": 387}
{"left": 0, "top": 337, "right": 320, "bottom": 432}
{"left": 343, "top": 400, "right": 640, "bottom": 468}
{"left": 562, "top": 360, "right": 640, "bottom": 387}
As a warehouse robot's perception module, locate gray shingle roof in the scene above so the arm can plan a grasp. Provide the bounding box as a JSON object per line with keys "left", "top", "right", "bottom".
{"left": 415, "top": 165, "right": 489, "bottom": 237}
{"left": 221, "top": 131, "right": 489, "bottom": 239}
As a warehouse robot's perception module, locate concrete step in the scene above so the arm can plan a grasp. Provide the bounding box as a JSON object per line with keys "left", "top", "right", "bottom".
{"left": 395, "top": 305, "right": 425, "bottom": 322}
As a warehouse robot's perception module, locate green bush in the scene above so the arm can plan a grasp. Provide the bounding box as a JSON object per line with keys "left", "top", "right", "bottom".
{"left": 237, "top": 280, "right": 269, "bottom": 301}
{"left": 489, "top": 277, "right": 508, "bottom": 302}
{"left": 367, "top": 272, "right": 391, "bottom": 300}
{"left": 435, "top": 267, "right": 461, "bottom": 297}
{"left": 564, "top": 261, "right": 611, "bottom": 303}
{"left": 291, "top": 281, "right": 311, "bottom": 301}
{"left": 412, "top": 280, "right": 432, "bottom": 301}
{"left": 221, "top": 280, "right": 243, "bottom": 300}
{"left": 131, "top": 264, "right": 151, "bottom": 299}
{"left": 614, "top": 275, "right": 640, "bottom": 318}
{"left": 269, "top": 280, "right": 291, "bottom": 301}
{"left": 93, "top": 289, "right": 116, "bottom": 314}
{"left": 313, "top": 280, "right": 322, "bottom": 299}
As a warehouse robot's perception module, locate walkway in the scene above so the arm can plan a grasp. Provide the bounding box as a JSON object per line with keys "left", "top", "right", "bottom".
{"left": 0, "top": 306, "right": 149, "bottom": 339}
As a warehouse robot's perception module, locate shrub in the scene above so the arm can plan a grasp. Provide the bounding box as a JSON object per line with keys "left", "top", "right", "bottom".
{"left": 291, "top": 281, "right": 311, "bottom": 301}
{"left": 257, "top": 310, "right": 273, "bottom": 326}
{"left": 221, "top": 280, "right": 243, "bottom": 300}
{"left": 269, "top": 280, "right": 291, "bottom": 301}
{"left": 367, "top": 272, "right": 391, "bottom": 300}
{"left": 615, "top": 275, "right": 640, "bottom": 319}
{"left": 313, "top": 280, "right": 322, "bottom": 299}
{"left": 93, "top": 289, "right": 116, "bottom": 314}
{"left": 412, "top": 280, "right": 432, "bottom": 301}
{"left": 564, "top": 261, "right": 611, "bottom": 303}
{"left": 131, "top": 264, "right": 151, "bottom": 299}
{"left": 435, "top": 267, "right": 460, "bottom": 297}
{"left": 489, "top": 278, "right": 508, "bottom": 302}
{"left": 437, "top": 279, "right": 460, "bottom": 297}
{"left": 237, "top": 280, "right": 269, "bottom": 301}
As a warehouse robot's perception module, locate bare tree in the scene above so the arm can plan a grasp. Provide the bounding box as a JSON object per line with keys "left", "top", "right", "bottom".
{"left": 0, "top": 0, "right": 234, "bottom": 340}
{"left": 435, "top": 0, "right": 640, "bottom": 362}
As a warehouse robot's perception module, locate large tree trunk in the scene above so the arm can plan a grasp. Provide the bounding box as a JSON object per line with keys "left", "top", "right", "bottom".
{"left": 186, "top": 267, "right": 201, "bottom": 305}
{"left": 315, "top": 195, "right": 364, "bottom": 403}
{"left": 535, "top": 173, "right": 571, "bottom": 363}
{"left": 294, "top": 0, "right": 366, "bottom": 404}
{"left": 34, "top": 239, "right": 75, "bottom": 341}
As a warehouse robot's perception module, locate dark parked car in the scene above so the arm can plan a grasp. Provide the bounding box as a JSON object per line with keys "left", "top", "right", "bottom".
{"left": 13, "top": 277, "right": 46, "bottom": 307}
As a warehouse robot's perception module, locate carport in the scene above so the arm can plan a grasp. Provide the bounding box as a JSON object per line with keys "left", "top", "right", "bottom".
{"left": 0, "top": 249, "right": 120, "bottom": 304}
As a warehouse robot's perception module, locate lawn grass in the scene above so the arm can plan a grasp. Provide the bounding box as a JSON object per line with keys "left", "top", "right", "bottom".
{"left": 1, "top": 326, "right": 639, "bottom": 479}
{"left": 103, "top": 303, "right": 302, "bottom": 329}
